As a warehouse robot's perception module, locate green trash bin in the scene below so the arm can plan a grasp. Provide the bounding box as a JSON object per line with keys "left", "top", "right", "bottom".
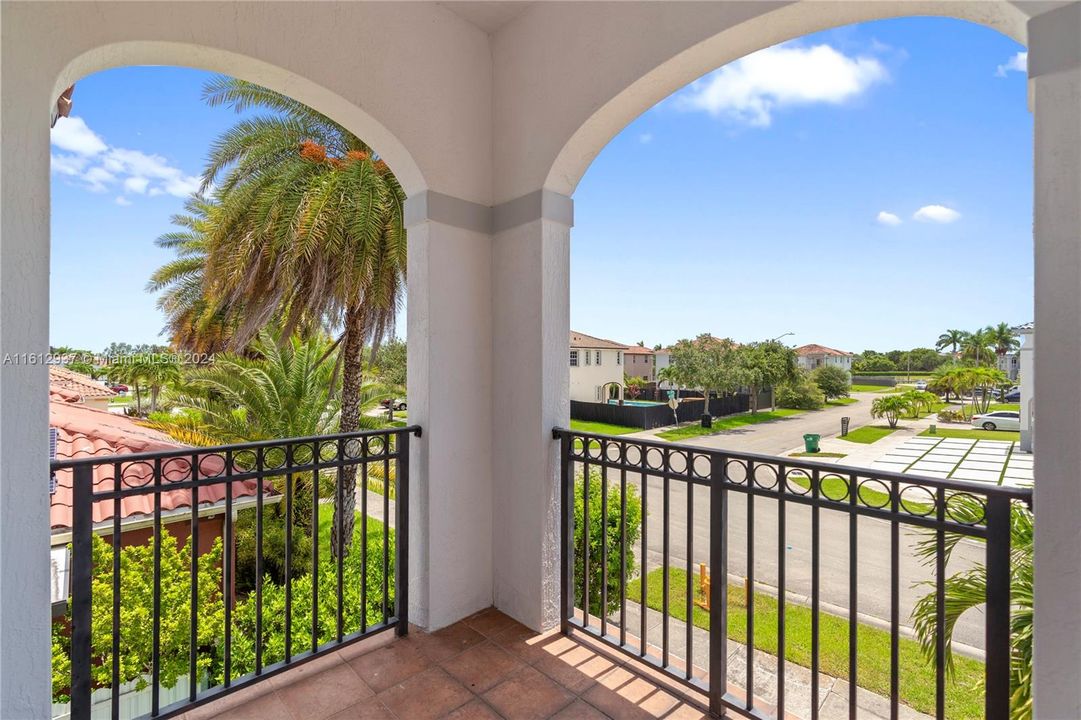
{"left": 803, "top": 433, "right": 821, "bottom": 453}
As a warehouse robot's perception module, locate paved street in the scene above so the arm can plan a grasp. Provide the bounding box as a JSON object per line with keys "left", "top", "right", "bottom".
{"left": 596, "top": 393, "right": 990, "bottom": 653}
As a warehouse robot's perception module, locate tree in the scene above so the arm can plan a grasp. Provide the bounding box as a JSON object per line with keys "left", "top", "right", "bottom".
{"left": 989, "top": 322, "right": 1020, "bottom": 359}
{"left": 371, "top": 338, "right": 406, "bottom": 388}
{"left": 913, "top": 497, "right": 1033, "bottom": 719}
{"left": 667, "top": 335, "right": 742, "bottom": 416}
{"left": 852, "top": 351, "right": 896, "bottom": 373}
{"left": 735, "top": 340, "right": 798, "bottom": 412}
{"left": 935, "top": 329, "right": 966, "bottom": 355}
{"left": 775, "top": 371, "right": 825, "bottom": 410}
{"left": 624, "top": 374, "right": 646, "bottom": 400}
{"left": 811, "top": 365, "right": 850, "bottom": 401}
{"left": 961, "top": 328, "right": 995, "bottom": 365}
{"left": 573, "top": 468, "right": 642, "bottom": 617}
{"left": 52, "top": 532, "right": 224, "bottom": 703}
{"left": 900, "top": 389, "right": 938, "bottom": 418}
{"left": 200, "top": 77, "right": 406, "bottom": 557}
{"left": 871, "top": 395, "right": 911, "bottom": 428}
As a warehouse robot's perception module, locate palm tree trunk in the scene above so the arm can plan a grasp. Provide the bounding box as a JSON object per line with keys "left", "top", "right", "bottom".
{"left": 332, "top": 304, "right": 366, "bottom": 559}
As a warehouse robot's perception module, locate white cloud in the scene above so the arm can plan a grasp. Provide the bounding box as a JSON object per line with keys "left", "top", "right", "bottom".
{"left": 50, "top": 117, "right": 107, "bottom": 155}
{"left": 677, "top": 43, "right": 888, "bottom": 127}
{"left": 913, "top": 205, "right": 961, "bottom": 223}
{"left": 638, "top": 133, "right": 653, "bottom": 144}
{"left": 114, "top": 196, "right": 132, "bottom": 207}
{"left": 996, "top": 51, "right": 1027, "bottom": 77}
{"left": 123, "top": 176, "right": 149, "bottom": 194}
{"left": 49, "top": 117, "right": 201, "bottom": 202}
{"left": 876, "top": 211, "right": 902, "bottom": 226}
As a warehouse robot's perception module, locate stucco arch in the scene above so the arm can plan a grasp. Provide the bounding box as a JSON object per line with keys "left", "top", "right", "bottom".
{"left": 543, "top": 1, "right": 1030, "bottom": 197}
{"left": 53, "top": 40, "right": 427, "bottom": 196}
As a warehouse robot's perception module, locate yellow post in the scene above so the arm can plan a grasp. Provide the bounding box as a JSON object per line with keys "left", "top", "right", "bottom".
{"left": 696, "top": 563, "right": 711, "bottom": 611}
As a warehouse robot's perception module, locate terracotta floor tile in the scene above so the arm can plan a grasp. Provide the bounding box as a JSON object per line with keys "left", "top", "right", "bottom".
{"left": 441, "top": 640, "right": 526, "bottom": 693}
{"left": 494, "top": 625, "right": 574, "bottom": 665}
{"left": 483, "top": 666, "right": 576, "bottom": 720}
{"left": 207, "top": 690, "right": 293, "bottom": 720}
{"left": 532, "top": 643, "right": 619, "bottom": 694}
{"left": 276, "top": 661, "right": 373, "bottom": 720}
{"left": 462, "top": 607, "right": 521, "bottom": 638}
{"left": 550, "top": 699, "right": 612, "bottom": 719}
{"left": 326, "top": 697, "right": 397, "bottom": 720}
{"left": 347, "top": 636, "right": 432, "bottom": 693}
{"left": 581, "top": 666, "right": 681, "bottom": 720}
{"left": 415, "top": 621, "right": 487, "bottom": 663}
{"left": 441, "top": 698, "right": 504, "bottom": 719}
{"left": 377, "top": 666, "right": 474, "bottom": 720}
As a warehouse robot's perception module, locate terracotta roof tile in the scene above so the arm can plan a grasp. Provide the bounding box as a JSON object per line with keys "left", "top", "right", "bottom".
{"left": 795, "top": 343, "right": 852, "bottom": 357}
{"left": 49, "top": 366, "right": 116, "bottom": 400}
{"left": 570, "top": 331, "right": 628, "bottom": 350}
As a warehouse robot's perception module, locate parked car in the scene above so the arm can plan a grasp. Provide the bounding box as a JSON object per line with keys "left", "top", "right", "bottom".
{"left": 106, "top": 382, "right": 128, "bottom": 393}
{"left": 380, "top": 398, "right": 407, "bottom": 411}
{"left": 914, "top": 380, "right": 928, "bottom": 390}
{"left": 1003, "top": 388, "right": 1021, "bottom": 402}
{"left": 971, "top": 410, "right": 1021, "bottom": 432}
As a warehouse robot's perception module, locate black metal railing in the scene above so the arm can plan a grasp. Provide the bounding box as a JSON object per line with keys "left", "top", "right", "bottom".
{"left": 554, "top": 427, "right": 1031, "bottom": 720}
{"left": 54, "top": 426, "right": 419, "bottom": 720}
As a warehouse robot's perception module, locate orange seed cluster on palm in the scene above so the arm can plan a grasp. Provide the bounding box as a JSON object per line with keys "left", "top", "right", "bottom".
{"left": 298, "top": 139, "right": 327, "bottom": 163}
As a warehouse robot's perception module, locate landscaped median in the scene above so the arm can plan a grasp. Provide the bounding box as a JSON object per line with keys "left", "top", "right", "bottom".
{"left": 626, "top": 567, "right": 984, "bottom": 720}
{"left": 654, "top": 409, "right": 805, "bottom": 441}
{"left": 919, "top": 427, "right": 1021, "bottom": 442}
{"left": 838, "top": 425, "right": 897, "bottom": 444}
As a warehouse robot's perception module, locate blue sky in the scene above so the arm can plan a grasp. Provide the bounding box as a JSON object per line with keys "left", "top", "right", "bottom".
{"left": 51, "top": 18, "right": 1031, "bottom": 354}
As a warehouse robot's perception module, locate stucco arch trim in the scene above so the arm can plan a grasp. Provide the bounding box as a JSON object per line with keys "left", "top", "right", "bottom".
{"left": 544, "top": 1, "right": 1029, "bottom": 198}
{"left": 53, "top": 40, "right": 428, "bottom": 197}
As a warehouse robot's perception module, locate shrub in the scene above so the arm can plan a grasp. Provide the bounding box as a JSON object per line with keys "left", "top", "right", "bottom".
{"left": 937, "top": 409, "right": 967, "bottom": 423}
{"left": 573, "top": 468, "right": 643, "bottom": 617}
{"left": 811, "top": 365, "right": 851, "bottom": 401}
{"left": 775, "top": 372, "right": 825, "bottom": 410}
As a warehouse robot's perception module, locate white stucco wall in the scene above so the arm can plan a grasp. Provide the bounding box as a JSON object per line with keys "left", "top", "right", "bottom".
{"left": 1019, "top": 329, "right": 1034, "bottom": 452}
{"left": 569, "top": 348, "right": 624, "bottom": 402}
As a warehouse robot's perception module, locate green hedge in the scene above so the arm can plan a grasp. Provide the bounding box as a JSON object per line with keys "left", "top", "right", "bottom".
{"left": 852, "top": 371, "right": 935, "bottom": 377}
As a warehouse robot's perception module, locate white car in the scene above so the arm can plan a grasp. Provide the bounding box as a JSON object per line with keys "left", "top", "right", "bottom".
{"left": 914, "top": 380, "right": 928, "bottom": 390}
{"left": 972, "top": 410, "right": 1021, "bottom": 432}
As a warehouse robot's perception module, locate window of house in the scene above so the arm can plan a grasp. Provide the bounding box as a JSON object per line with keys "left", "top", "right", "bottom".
{"left": 570, "top": 351, "right": 578, "bottom": 367}
{"left": 596, "top": 351, "right": 602, "bottom": 365}
{"left": 585, "top": 350, "right": 591, "bottom": 365}
{"left": 617, "top": 352, "right": 622, "bottom": 365}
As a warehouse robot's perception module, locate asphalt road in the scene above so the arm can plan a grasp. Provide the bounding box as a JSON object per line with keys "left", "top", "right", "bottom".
{"left": 602, "top": 393, "right": 987, "bottom": 651}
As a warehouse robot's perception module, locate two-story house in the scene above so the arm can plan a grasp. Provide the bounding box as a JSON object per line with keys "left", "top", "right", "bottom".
{"left": 569, "top": 331, "right": 626, "bottom": 402}
{"left": 795, "top": 343, "right": 854, "bottom": 372}
{"left": 622, "top": 344, "right": 655, "bottom": 382}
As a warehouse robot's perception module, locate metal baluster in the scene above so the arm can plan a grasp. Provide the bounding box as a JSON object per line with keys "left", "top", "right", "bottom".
{"left": 361, "top": 437, "right": 369, "bottom": 633}
{"left": 395, "top": 430, "right": 411, "bottom": 635}
{"left": 559, "top": 431, "right": 573, "bottom": 635}
{"left": 189, "top": 453, "right": 200, "bottom": 702}
{"left": 777, "top": 462, "right": 787, "bottom": 720}
{"left": 70, "top": 464, "right": 94, "bottom": 720}
{"left": 708, "top": 453, "right": 728, "bottom": 717}
{"left": 640, "top": 455, "right": 648, "bottom": 657}
{"left": 685, "top": 462, "right": 694, "bottom": 680}
{"left": 583, "top": 453, "right": 591, "bottom": 629}
{"left": 111, "top": 462, "right": 122, "bottom": 720}
{"left": 935, "top": 487, "right": 946, "bottom": 720}
{"left": 890, "top": 478, "right": 899, "bottom": 720}
{"left": 311, "top": 444, "right": 319, "bottom": 653}
{"left": 255, "top": 448, "right": 264, "bottom": 672}
{"left": 746, "top": 459, "right": 755, "bottom": 711}
{"left": 811, "top": 468, "right": 821, "bottom": 720}
{"left": 601, "top": 439, "right": 609, "bottom": 638}
{"left": 224, "top": 450, "right": 234, "bottom": 684}
{"left": 383, "top": 444, "right": 390, "bottom": 624}
{"left": 337, "top": 437, "right": 345, "bottom": 641}
{"left": 662, "top": 448, "right": 671, "bottom": 669}
{"left": 152, "top": 458, "right": 162, "bottom": 715}
{"left": 848, "top": 473, "right": 858, "bottom": 720}
{"left": 620, "top": 447, "right": 628, "bottom": 648}
{"left": 284, "top": 447, "right": 294, "bottom": 662}
{"left": 985, "top": 495, "right": 1012, "bottom": 720}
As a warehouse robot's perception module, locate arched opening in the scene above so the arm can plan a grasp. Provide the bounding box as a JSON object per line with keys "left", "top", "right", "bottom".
{"left": 559, "top": 13, "right": 1033, "bottom": 719}
{"left": 47, "top": 54, "right": 418, "bottom": 714}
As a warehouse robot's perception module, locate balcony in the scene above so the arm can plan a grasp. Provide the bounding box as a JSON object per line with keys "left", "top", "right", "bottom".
{"left": 52, "top": 426, "right": 1028, "bottom": 720}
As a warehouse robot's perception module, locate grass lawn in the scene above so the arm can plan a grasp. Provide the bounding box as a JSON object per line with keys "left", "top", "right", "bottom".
{"left": 825, "top": 397, "right": 858, "bottom": 406}
{"left": 625, "top": 567, "right": 984, "bottom": 720}
{"left": 785, "top": 474, "right": 933, "bottom": 514}
{"left": 788, "top": 451, "right": 847, "bottom": 458}
{"left": 984, "top": 403, "right": 1020, "bottom": 413}
{"left": 569, "top": 419, "right": 641, "bottom": 436}
{"left": 850, "top": 384, "right": 890, "bottom": 393}
{"left": 655, "top": 409, "right": 804, "bottom": 442}
{"left": 919, "top": 427, "right": 1020, "bottom": 442}
{"left": 838, "top": 425, "right": 897, "bottom": 444}
{"left": 317, "top": 504, "right": 386, "bottom": 551}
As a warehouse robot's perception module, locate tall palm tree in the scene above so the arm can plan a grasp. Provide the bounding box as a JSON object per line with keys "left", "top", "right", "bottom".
{"left": 961, "top": 328, "right": 994, "bottom": 365}
{"left": 199, "top": 77, "right": 406, "bottom": 556}
{"left": 146, "top": 197, "right": 238, "bottom": 353}
{"left": 935, "top": 329, "right": 966, "bottom": 355}
{"left": 989, "top": 322, "right": 1021, "bottom": 358}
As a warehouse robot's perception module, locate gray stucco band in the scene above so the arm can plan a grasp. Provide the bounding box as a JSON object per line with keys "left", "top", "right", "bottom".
{"left": 405, "top": 189, "right": 574, "bottom": 233}
{"left": 1028, "top": 3, "right": 1081, "bottom": 78}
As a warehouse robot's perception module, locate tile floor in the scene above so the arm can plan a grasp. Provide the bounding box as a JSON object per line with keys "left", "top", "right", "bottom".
{"left": 181, "top": 608, "right": 715, "bottom": 720}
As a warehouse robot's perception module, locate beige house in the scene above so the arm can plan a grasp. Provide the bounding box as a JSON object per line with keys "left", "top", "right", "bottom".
{"left": 622, "top": 344, "right": 655, "bottom": 382}
{"left": 48, "top": 366, "right": 115, "bottom": 412}
{"left": 795, "top": 344, "right": 854, "bottom": 373}
{"left": 569, "top": 331, "right": 625, "bottom": 402}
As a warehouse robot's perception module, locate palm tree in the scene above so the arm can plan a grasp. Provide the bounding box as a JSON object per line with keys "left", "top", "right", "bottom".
{"left": 962, "top": 328, "right": 995, "bottom": 365}
{"left": 199, "top": 77, "right": 406, "bottom": 556}
{"left": 146, "top": 197, "right": 239, "bottom": 353}
{"left": 913, "top": 497, "right": 1033, "bottom": 719}
{"left": 870, "top": 394, "right": 911, "bottom": 428}
{"left": 935, "top": 329, "right": 966, "bottom": 355}
{"left": 989, "top": 322, "right": 1020, "bottom": 358}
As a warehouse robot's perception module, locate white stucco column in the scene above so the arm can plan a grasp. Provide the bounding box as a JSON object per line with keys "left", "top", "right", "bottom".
{"left": 491, "top": 190, "right": 572, "bottom": 631}
{"left": 405, "top": 192, "right": 494, "bottom": 630}
{"left": 1029, "top": 4, "right": 1081, "bottom": 718}
{"left": 0, "top": 42, "right": 52, "bottom": 719}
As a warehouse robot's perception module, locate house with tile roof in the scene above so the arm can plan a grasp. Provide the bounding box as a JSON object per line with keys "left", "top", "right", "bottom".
{"left": 794, "top": 344, "right": 854, "bottom": 372}
{"left": 569, "top": 331, "right": 627, "bottom": 402}
{"left": 48, "top": 365, "right": 116, "bottom": 411}
{"left": 622, "top": 344, "right": 656, "bottom": 382}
